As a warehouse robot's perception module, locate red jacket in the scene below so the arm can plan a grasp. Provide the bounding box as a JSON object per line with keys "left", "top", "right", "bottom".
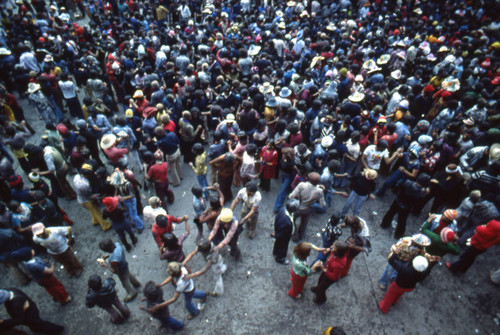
{"left": 325, "top": 253, "right": 348, "bottom": 282}
{"left": 471, "top": 220, "right": 500, "bottom": 251}
{"left": 151, "top": 215, "right": 183, "bottom": 248}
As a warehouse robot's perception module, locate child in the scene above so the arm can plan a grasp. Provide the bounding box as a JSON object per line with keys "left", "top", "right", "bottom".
{"left": 189, "top": 143, "right": 208, "bottom": 190}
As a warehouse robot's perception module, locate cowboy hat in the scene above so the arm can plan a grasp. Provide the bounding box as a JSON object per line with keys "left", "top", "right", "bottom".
{"left": 391, "top": 70, "right": 402, "bottom": 80}
{"left": 376, "top": 54, "right": 390, "bottom": 65}
{"left": 348, "top": 92, "right": 365, "bottom": 103}
{"left": 259, "top": 82, "right": 274, "bottom": 94}
{"left": 364, "top": 169, "right": 378, "bottom": 180}
{"left": 100, "top": 134, "right": 117, "bottom": 150}
{"left": 279, "top": 87, "right": 292, "bottom": 98}
{"left": 27, "top": 83, "right": 41, "bottom": 94}
{"left": 0, "top": 48, "right": 11, "bottom": 56}
{"left": 266, "top": 98, "right": 278, "bottom": 107}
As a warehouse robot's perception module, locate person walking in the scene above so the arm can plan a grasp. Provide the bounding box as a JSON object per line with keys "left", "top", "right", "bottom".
{"left": 98, "top": 239, "right": 141, "bottom": 302}
{"left": 86, "top": 274, "right": 130, "bottom": 324}
{"left": 140, "top": 281, "right": 184, "bottom": 331}
{"left": 32, "top": 223, "right": 83, "bottom": 277}
{"left": 146, "top": 150, "right": 174, "bottom": 210}
{"left": 21, "top": 248, "right": 72, "bottom": 305}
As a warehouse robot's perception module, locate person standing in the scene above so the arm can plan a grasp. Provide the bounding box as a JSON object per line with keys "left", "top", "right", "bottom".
{"left": 36, "top": 145, "right": 77, "bottom": 201}
{"left": 289, "top": 172, "right": 326, "bottom": 242}
{"left": 146, "top": 150, "right": 174, "bottom": 210}
{"left": 31, "top": 223, "right": 83, "bottom": 277}
{"left": 230, "top": 182, "right": 261, "bottom": 239}
{"left": 189, "top": 143, "right": 209, "bottom": 189}
{"left": 272, "top": 200, "right": 298, "bottom": 264}
{"left": 73, "top": 165, "right": 112, "bottom": 231}
{"left": 86, "top": 274, "right": 130, "bottom": 324}
{"left": 378, "top": 255, "right": 434, "bottom": 314}
{"left": 98, "top": 239, "right": 141, "bottom": 302}
{"left": 259, "top": 139, "right": 278, "bottom": 192}
{"left": 21, "top": 248, "right": 72, "bottom": 305}
{"left": 446, "top": 219, "right": 500, "bottom": 274}
{"left": 155, "top": 126, "right": 183, "bottom": 187}
{"left": 209, "top": 153, "right": 240, "bottom": 202}
{"left": 152, "top": 214, "right": 189, "bottom": 249}
{"left": 58, "top": 73, "right": 83, "bottom": 118}
{"left": 102, "top": 196, "right": 138, "bottom": 251}
{"left": 0, "top": 288, "right": 64, "bottom": 334}
{"left": 179, "top": 111, "right": 202, "bottom": 163}
{"left": 288, "top": 242, "right": 324, "bottom": 299}
{"left": 311, "top": 241, "right": 349, "bottom": 304}
{"left": 341, "top": 169, "right": 378, "bottom": 217}
{"left": 143, "top": 196, "right": 167, "bottom": 228}
{"left": 380, "top": 173, "right": 431, "bottom": 239}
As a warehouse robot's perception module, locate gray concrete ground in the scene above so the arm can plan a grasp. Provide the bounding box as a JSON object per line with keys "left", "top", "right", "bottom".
{"left": 0, "top": 103, "right": 499, "bottom": 335}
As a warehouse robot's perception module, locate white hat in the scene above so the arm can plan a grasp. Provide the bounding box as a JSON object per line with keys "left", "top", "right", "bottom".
{"left": 412, "top": 255, "right": 429, "bottom": 272}
{"left": 391, "top": 70, "right": 402, "bottom": 80}
{"left": 259, "top": 82, "right": 274, "bottom": 94}
{"left": 348, "top": 92, "right": 365, "bottom": 103}
{"left": 0, "top": 48, "right": 11, "bottom": 56}
{"left": 321, "top": 136, "right": 333, "bottom": 148}
{"left": 31, "top": 222, "right": 45, "bottom": 236}
{"left": 279, "top": 87, "right": 292, "bottom": 98}
{"left": 27, "top": 83, "right": 41, "bottom": 94}
{"left": 100, "top": 134, "right": 117, "bottom": 150}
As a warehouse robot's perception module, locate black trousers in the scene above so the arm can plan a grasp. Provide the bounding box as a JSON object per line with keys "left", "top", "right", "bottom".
{"left": 313, "top": 272, "right": 336, "bottom": 304}
{"left": 381, "top": 200, "right": 410, "bottom": 239}
{"left": 449, "top": 245, "right": 485, "bottom": 274}
{"left": 15, "top": 304, "right": 64, "bottom": 334}
{"left": 273, "top": 234, "right": 291, "bottom": 262}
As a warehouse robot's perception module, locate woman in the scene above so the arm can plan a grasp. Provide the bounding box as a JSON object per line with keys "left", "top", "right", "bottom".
{"left": 311, "top": 241, "right": 349, "bottom": 304}
{"left": 288, "top": 242, "right": 323, "bottom": 299}
{"left": 259, "top": 140, "right": 278, "bottom": 192}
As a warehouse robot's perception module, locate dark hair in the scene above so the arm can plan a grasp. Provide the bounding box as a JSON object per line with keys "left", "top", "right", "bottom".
{"left": 246, "top": 181, "right": 258, "bottom": 193}
{"left": 246, "top": 143, "right": 258, "bottom": 156}
{"left": 161, "top": 233, "right": 179, "bottom": 250}
{"left": 88, "top": 275, "right": 102, "bottom": 290}
{"left": 333, "top": 241, "right": 348, "bottom": 257}
{"left": 192, "top": 143, "right": 204, "bottom": 155}
{"left": 156, "top": 215, "right": 168, "bottom": 228}
{"left": 191, "top": 185, "right": 203, "bottom": 197}
{"left": 144, "top": 281, "right": 162, "bottom": 301}
{"left": 197, "top": 238, "right": 212, "bottom": 256}
{"left": 99, "top": 239, "right": 116, "bottom": 253}
{"left": 209, "top": 196, "right": 222, "bottom": 210}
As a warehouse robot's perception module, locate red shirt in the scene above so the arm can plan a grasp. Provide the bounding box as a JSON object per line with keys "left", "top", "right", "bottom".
{"left": 103, "top": 146, "right": 129, "bottom": 164}
{"left": 471, "top": 220, "right": 500, "bottom": 251}
{"left": 164, "top": 121, "right": 176, "bottom": 134}
{"left": 151, "top": 215, "right": 183, "bottom": 247}
{"left": 325, "top": 253, "right": 348, "bottom": 281}
{"left": 147, "top": 162, "right": 169, "bottom": 182}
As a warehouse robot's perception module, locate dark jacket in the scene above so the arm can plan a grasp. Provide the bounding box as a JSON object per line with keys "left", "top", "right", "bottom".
{"left": 396, "top": 180, "right": 427, "bottom": 209}
{"left": 86, "top": 278, "right": 118, "bottom": 309}
{"left": 274, "top": 207, "right": 293, "bottom": 238}
{"left": 389, "top": 254, "right": 431, "bottom": 289}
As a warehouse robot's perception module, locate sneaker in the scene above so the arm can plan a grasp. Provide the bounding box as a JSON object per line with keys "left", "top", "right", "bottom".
{"left": 61, "top": 295, "right": 72, "bottom": 305}
{"left": 379, "top": 283, "right": 387, "bottom": 291}
{"left": 295, "top": 293, "right": 302, "bottom": 299}
{"left": 197, "top": 303, "right": 205, "bottom": 311}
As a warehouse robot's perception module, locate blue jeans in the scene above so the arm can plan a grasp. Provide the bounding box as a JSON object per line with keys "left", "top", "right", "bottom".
{"left": 184, "top": 289, "right": 206, "bottom": 316}
{"left": 379, "top": 264, "right": 397, "bottom": 286}
{"left": 341, "top": 191, "right": 368, "bottom": 217}
{"left": 123, "top": 197, "right": 144, "bottom": 230}
{"left": 196, "top": 174, "right": 209, "bottom": 197}
{"left": 161, "top": 316, "right": 184, "bottom": 331}
{"left": 376, "top": 170, "right": 406, "bottom": 196}
{"left": 273, "top": 173, "right": 294, "bottom": 212}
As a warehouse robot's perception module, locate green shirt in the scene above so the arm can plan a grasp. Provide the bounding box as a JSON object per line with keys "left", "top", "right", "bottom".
{"left": 292, "top": 255, "right": 314, "bottom": 277}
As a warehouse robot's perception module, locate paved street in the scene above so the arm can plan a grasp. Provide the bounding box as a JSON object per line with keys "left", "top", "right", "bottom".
{"left": 0, "top": 106, "right": 499, "bottom": 335}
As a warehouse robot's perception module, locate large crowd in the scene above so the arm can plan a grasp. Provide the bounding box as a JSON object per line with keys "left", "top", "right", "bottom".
{"left": 0, "top": 0, "right": 499, "bottom": 333}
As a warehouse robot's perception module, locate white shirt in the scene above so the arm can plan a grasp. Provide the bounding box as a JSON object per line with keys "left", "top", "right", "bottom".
{"left": 33, "top": 227, "right": 70, "bottom": 255}
{"left": 346, "top": 139, "right": 360, "bottom": 159}
{"left": 58, "top": 80, "right": 78, "bottom": 99}
{"left": 363, "top": 145, "right": 389, "bottom": 170}
{"left": 174, "top": 267, "right": 195, "bottom": 292}
{"left": 143, "top": 206, "right": 167, "bottom": 227}
{"left": 236, "top": 188, "right": 262, "bottom": 212}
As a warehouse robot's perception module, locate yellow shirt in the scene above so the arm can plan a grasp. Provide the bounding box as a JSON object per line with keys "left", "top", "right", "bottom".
{"left": 192, "top": 152, "right": 208, "bottom": 175}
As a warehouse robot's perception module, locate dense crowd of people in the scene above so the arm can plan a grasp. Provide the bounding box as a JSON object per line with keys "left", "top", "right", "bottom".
{"left": 0, "top": 0, "right": 499, "bottom": 333}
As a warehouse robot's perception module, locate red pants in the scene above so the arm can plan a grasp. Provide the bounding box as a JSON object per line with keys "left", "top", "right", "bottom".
{"left": 39, "top": 274, "right": 69, "bottom": 303}
{"left": 378, "top": 282, "right": 413, "bottom": 314}
{"left": 288, "top": 268, "right": 307, "bottom": 298}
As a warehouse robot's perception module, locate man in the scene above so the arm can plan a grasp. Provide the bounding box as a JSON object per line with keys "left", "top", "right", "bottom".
{"left": 58, "top": 73, "right": 83, "bottom": 118}
{"left": 146, "top": 149, "right": 172, "bottom": 209}
{"left": 361, "top": 139, "right": 400, "bottom": 172}
{"left": 289, "top": 172, "right": 326, "bottom": 242}
{"left": 32, "top": 222, "right": 83, "bottom": 277}
{"left": 208, "top": 208, "right": 242, "bottom": 261}
{"left": 178, "top": 111, "right": 202, "bottom": 163}
{"left": 98, "top": 239, "right": 141, "bottom": 302}
{"left": 36, "top": 145, "right": 76, "bottom": 200}
{"left": 230, "top": 181, "right": 261, "bottom": 239}
{"left": 143, "top": 196, "right": 167, "bottom": 228}
{"left": 21, "top": 248, "right": 72, "bottom": 305}
{"left": 378, "top": 255, "right": 435, "bottom": 314}
{"left": 272, "top": 200, "right": 298, "bottom": 264}
{"left": 73, "top": 164, "right": 112, "bottom": 231}
{"left": 446, "top": 219, "right": 500, "bottom": 274}
{"left": 152, "top": 213, "right": 189, "bottom": 249}
{"left": 0, "top": 288, "right": 64, "bottom": 334}
{"left": 380, "top": 173, "right": 431, "bottom": 239}
{"left": 86, "top": 274, "right": 130, "bottom": 324}
{"left": 155, "top": 126, "right": 182, "bottom": 187}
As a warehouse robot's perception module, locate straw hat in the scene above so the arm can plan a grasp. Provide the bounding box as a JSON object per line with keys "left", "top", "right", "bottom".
{"left": 277, "top": 21, "right": 286, "bottom": 29}
{"left": 0, "top": 48, "right": 11, "bottom": 56}
{"left": 108, "top": 170, "right": 126, "bottom": 186}
{"left": 364, "top": 169, "right": 378, "bottom": 180}
{"left": 133, "top": 90, "right": 144, "bottom": 98}
{"left": 287, "top": 1, "right": 296, "bottom": 6}
{"left": 259, "top": 82, "right": 274, "bottom": 94}
{"left": 391, "top": 70, "right": 402, "bottom": 80}
{"left": 100, "top": 134, "right": 117, "bottom": 150}
{"left": 441, "top": 77, "right": 460, "bottom": 92}
{"left": 279, "top": 87, "right": 292, "bottom": 98}
{"left": 27, "top": 83, "right": 41, "bottom": 94}
{"left": 489, "top": 143, "right": 500, "bottom": 164}
{"left": 376, "top": 54, "right": 390, "bottom": 65}
{"left": 348, "top": 92, "right": 365, "bottom": 103}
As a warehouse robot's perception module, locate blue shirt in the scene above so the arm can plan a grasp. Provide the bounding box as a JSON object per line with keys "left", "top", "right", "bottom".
{"left": 109, "top": 242, "right": 128, "bottom": 274}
